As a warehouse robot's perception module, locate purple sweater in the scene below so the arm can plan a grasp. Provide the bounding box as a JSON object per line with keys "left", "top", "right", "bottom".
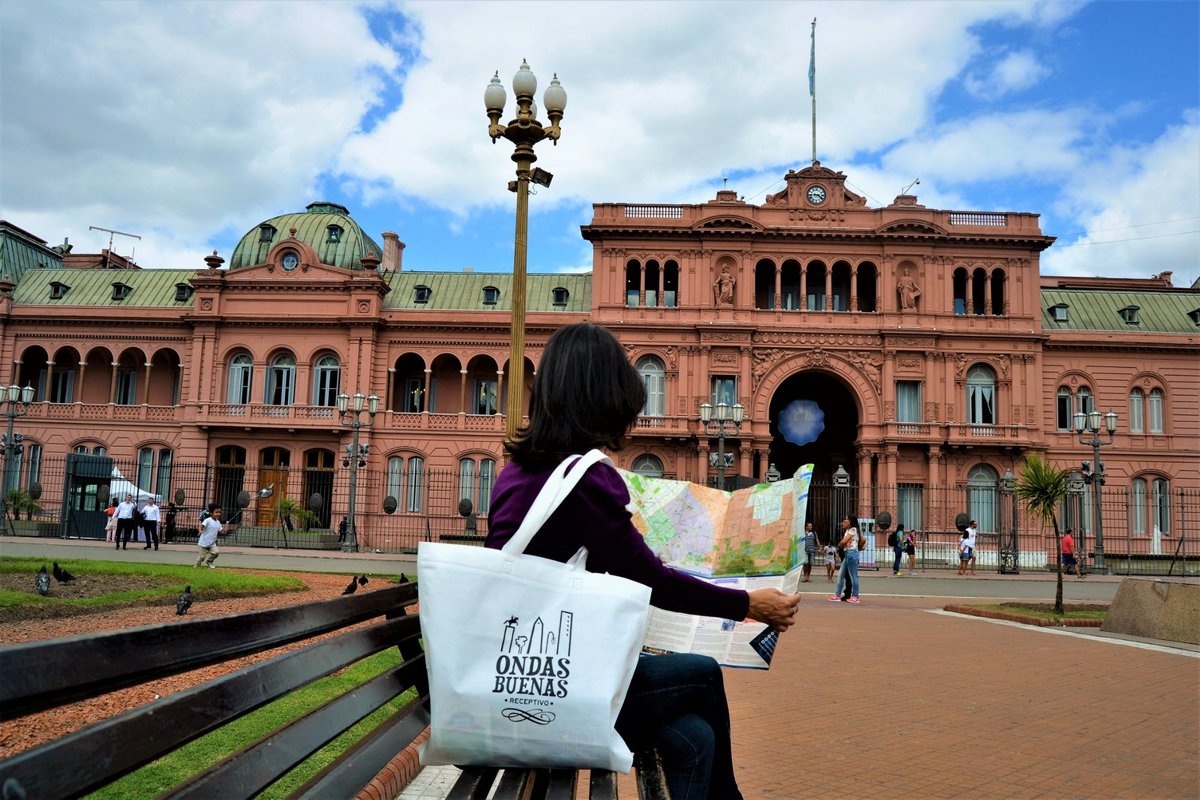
{"left": 486, "top": 457, "right": 750, "bottom": 621}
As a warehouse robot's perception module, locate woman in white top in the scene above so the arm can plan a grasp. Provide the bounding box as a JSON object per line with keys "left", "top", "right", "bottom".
{"left": 828, "top": 516, "right": 863, "bottom": 604}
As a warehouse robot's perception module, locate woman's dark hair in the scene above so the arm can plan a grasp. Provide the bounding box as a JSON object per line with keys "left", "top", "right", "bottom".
{"left": 507, "top": 322, "right": 646, "bottom": 467}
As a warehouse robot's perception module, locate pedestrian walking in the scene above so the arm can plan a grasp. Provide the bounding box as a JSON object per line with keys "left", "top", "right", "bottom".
{"left": 891, "top": 521, "right": 907, "bottom": 575}
{"left": 966, "top": 520, "right": 979, "bottom": 575}
{"left": 802, "top": 522, "right": 818, "bottom": 582}
{"left": 195, "top": 505, "right": 225, "bottom": 568}
{"left": 958, "top": 530, "right": 972, "bottom": 575}
{"left": 824, "top": 542, "right": 837, "bottom": 582}
{"left": 828, "top": 516, "right": 863, "bottom": 603}
{"left": 905, "top": 529, "right": 918, "bottom": 575}
{"left": 141, "top": 497, "right": 161, "bottom": 550}
{"left": 1061, "top": 528, "right": 1084, "bottom": 579}
{"left": 114, "top": 494, "right": 137, "bottom": 550}
{"left": 103, "top": 504, "right": 117, "bottom": 543}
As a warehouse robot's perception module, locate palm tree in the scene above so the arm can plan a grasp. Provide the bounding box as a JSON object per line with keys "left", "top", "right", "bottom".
{"left": 1014, "top": 454, "right": 1069, "bottom": 613}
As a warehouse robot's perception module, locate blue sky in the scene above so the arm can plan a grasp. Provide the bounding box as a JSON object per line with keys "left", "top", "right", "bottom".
{"left": 2, "top": 0, "right": 1197, "bottom": 282}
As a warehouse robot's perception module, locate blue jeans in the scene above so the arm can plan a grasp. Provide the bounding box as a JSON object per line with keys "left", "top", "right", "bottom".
{"left": 892, "top": 546, "right": 905, "bottom": 573}
{"left": 835, "top": 549, "right": 860, "bottom": 597}
{"left": 615, "top": 653, "right": 743, "bottom": 800}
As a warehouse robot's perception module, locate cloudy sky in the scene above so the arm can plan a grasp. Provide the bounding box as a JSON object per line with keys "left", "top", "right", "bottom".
{"left": 2, "top": 0, "right": 1197, "bottom": 281}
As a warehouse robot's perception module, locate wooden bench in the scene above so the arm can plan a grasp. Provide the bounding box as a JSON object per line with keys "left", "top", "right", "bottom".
{"left": 0, "top": 581, "right": 667, "bottom": 799}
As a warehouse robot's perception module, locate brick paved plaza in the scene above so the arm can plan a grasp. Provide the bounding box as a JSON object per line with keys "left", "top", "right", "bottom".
{"left": 720, "top": 590, "right": 1198, "bottom": 800}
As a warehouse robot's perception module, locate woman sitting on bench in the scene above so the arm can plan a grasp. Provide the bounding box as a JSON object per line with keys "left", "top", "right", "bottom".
{"left": 487, "top": 323, "right": 801, "bottom": 800}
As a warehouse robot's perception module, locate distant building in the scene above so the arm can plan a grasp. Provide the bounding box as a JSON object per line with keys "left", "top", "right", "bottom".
{"left": 1, "top": 164, "right": 1196, "bottom": 559}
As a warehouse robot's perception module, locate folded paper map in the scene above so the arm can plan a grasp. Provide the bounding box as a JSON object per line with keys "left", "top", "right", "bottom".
{"left": 619, "top": 464, "right": 814, "bottom": 669}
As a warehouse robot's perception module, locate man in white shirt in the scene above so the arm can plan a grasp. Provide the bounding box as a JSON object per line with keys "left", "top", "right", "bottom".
{"left": 195, "top": 506, "right": 224, "bottom": 569}
{"left": 141, "top": 497, "right": 161, "bottom": 551}
{"left": 114, "top": 494, "right": 137, "bottom": 551}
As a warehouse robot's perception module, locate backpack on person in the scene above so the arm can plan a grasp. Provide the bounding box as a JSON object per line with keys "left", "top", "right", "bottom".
{"left": 887, "top": 531, "right": 897, "bottom": 548}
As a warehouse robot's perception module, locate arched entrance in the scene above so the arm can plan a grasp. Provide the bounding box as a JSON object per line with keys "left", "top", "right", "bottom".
{"left": 767, "top": 370, "right": 860, "bottom": 482}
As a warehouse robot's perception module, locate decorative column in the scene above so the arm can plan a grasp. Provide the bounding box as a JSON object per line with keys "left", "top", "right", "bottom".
{"left": 384, "top": 367, "right": 394, "bottom": 412}
{"left": 856, "top": 445, "right": 873, "bottom": 519}
{"left": 882, "top": 351, "right": 896, "bottom": 417}
{"left": 799, "top": 268, "right": 808, "bottom": 311}
{"left": 109, "top": 362, "right": 119, "bottom": 404}
{"left": 697, "top": 444, "right": 710, "bottom": 486}
{"left": 459, "top": 369, "right": 468, "bottom": 415}
{"left": 78, "top": 362, "right": 87, "bottom": 403}
{"left": 757, "top": 449, "right": 769, "bottom": 478}
{"left": 44, "top": 361, "right": 54, "bottom": 403}
{"left": 142, "top": 362, "right": 152, "bottom": 404}
{"left": 638, "top": 264, "right": 646, "bottom": 307}
{"left": 824, "top": 269, "right": 832, "bottom": 311}
{"left": 927, "top": 445, "right": 943, "bottom": 530}
{"left": 773, "top": 265, "right": 782, "bottom": 311}
{"left": 739, "top": 444, "right": 751, "bottom": 482}
{"left": 849, "top": 265, "right": 858, "bottom": 312}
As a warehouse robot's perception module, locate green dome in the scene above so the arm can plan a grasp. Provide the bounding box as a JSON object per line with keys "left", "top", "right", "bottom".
{"left": 228, "top": 202, "right": 384, "bottom": 270}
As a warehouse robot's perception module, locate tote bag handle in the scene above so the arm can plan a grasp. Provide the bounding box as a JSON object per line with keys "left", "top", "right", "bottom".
{"left": 502, "top": 449, "right": 610, "bottom": 557}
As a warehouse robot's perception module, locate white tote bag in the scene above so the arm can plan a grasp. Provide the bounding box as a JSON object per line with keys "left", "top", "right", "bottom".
{"left": 418, "top": 449, "right": 651, "bottom": 772}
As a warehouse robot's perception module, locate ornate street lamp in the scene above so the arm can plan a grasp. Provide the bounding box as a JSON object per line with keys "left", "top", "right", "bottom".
{"left": 998, "top": 468, "right": 1019, "bottom": 574}
{"left": 337, "top": 391, "right": 380, "bottom": 553}
{"left": 0, "top": 384, "right": 36, "bottom": 529}
{"left": 700, "top": 401, "right": 743, "bottom": 491}
{"left": 485, "top": 61, "right": 566, "bottom": 444}
{"left": 1073, "top": 409, "right": 1117, "bottom": 573}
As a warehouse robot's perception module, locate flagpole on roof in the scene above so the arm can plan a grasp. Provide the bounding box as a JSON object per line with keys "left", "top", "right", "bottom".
{"left": 809, "top": 17, "right": 817, "bottom": 165}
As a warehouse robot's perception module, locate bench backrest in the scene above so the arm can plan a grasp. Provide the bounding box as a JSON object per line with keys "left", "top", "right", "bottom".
{"left": 0, "top": 582, "right": 426, "bottom": 799}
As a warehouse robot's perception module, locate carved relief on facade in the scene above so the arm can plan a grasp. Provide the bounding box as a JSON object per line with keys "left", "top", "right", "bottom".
{"left": 711, "top": 351, "right": 738, "bottom": 366}
{"left": 897, "top": 356, "right": 922, "bottom": 371}
{"left": 755, "top": 332, "right": 881, "bottom": 347}
{"left": 996, "top": 354, "right": 1010, "bottom": 377}
{"left": 663, "top": 346, "right": 678, "bottom": 370}
{"left": 1027, "top": 406, "right": 1037, "bottom": 424}
{"left": 954, "top": 353, "right": 969, "bottom": 377}
{"left": 846, "top": 351, "right": 883, "bottom": 388}
{"left": 751, "top": 348, "right": 785, "bottom": 388}
{"left": 925, "top": 402, "right": 938, "bottom": 421}
{"left": 883, "top": 400, "right": 896, "bottom": 419}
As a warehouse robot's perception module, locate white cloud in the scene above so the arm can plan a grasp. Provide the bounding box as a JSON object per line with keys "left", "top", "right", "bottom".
{"left": 1040, "top": 112, "right": 1200, "bottom": 280}
{"left": 0, "top": 0, "right": 397, "bottom": 267}
{"left": 965, "top": 50, "right": 1050, "bottom": 99}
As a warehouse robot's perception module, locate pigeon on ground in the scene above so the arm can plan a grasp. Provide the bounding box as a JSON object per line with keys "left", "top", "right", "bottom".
{"left": 35, "top": 565, "right": 51, "bottom": 596}
{"left": 52, "top": 562, "right": 62, "bottom": 581}
{"left": 399, "top": 573, "right": 409, "bottom": 584}
{"left": 53, "top": 562, "right": 77, "bottom": 583}
{"left": 341, "top": 575, "right": 358, "bottom": 595}
{"left": 357, "top": 574, "right": 369, "bottom": 586}
{"left": 176, "top": 585, "right": 193, "bottom": 615}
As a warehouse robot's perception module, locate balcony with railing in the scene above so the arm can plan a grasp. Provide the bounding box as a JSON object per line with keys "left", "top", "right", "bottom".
{"left": 197, "top": 404, "right": 339, "bottom": 426}
{"left": 33, "top": 401, "right": 181, "bottom": 423}
{"left": 944, "top": 422, "right": 1029, "bottom": 446}
{"left": 632, "top": 415, "right": 693, "bottom": 436}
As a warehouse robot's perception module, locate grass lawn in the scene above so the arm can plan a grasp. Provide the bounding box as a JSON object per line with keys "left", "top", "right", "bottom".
{"left": 0, "top": 556, "right": 305, "bottom": 615}
{"left": 978, "top": 602, "right": 1108, "bottom": 622}
{"left": 89, "top": 648, "right": 414, "bottom": 799}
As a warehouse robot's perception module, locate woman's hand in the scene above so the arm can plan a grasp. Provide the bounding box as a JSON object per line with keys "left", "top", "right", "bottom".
{"left": 748, "top": 588, "right": 802, "bottom": 632}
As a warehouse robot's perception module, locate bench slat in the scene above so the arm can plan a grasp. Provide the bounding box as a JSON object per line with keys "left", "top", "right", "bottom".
{"left": 0, "top": 616, "right": 417, "bottom": 799}
{"left": 540, "top": 768, "right": 579, "bottom": 800}
{"left": 448, "top": 767, "right": 501, "bottom": 799}
{"left": 169, "top": 657, "right": 427, "bottom": 799}
{"left": 588, "top": 770, "right": 619, "bottom": 800}
{"left": 0, "top": 583, "right": 418, "bottom": 721}
{"left": 494, "top": 767, "right": 537, "bottom": 799}
{"left": 289, "top": 690, "right": 432, "bottom": 800}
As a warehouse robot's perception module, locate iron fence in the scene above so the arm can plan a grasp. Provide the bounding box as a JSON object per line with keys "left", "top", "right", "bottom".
{"left": 8, "top": 459, "right": 1198, "bottom": 576}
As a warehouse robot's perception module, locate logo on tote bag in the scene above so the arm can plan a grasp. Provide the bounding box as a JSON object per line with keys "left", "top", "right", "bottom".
{"left": 493, "top": 611, "right": 574, "bottom": 724}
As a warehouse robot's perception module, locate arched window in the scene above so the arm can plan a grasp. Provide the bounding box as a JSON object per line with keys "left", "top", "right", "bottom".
{"left": 637, "top": 356, "right": 666, "bottom": 417}
{"left": 966, "top": 365, "right": 996, "bottom": 425}
{"left": 662, "top": 260, "right": 679, "bottom": 308}
{"left": 478, "top": 458, "right": 496, "bottom": 516}
{"left": 632, "top": 454, "right": 664, "bottom": 477}
{"left": 971, "top": 269, "right": 987, "bottom": 315}
{"left": 625, "top": 260, "right": 640, "bottom": 307}
{"left": 806, "top": 262, "right": 826, "bottom": 311}
{"left": 227, "top": 353, "right": 253, "bottom": 405}
{"left": 1130, "top": 478, "right": 1147, "bottom": 535}
{"left": 1056, "top": 387, "right": 1072, "bottom": 431}
{"left": 1075, "top": 387, "right": 1093, "bottom": 417}
{"left": 644, "top": 260, "right": 660, "bottom": 308}
{"left": 780, "top": 260, "right": 801, "bottom": 311}
{"left": 1129, "top": 388, "right": 1144, "bottom": 433}
{"left": 952, "top": 268, "right": 968, "bottom": 315}
{"left": 265, "top": 354, "right": 296, "bottom": 405}
{"left": 1148, "top": 388, "right": 1164, "bottom": 433}
{"left": 990, "top": 269, "right": 1006, "bottom": 315}
{"left": 311, "top": 355, "right": 340, "bottom": 407}
{"left": 387, "top": 455, "right": 425, "bottom": 514}
{"left": 856, "top": 262, "right": 878, "bottom": 312}
{"left": 967, "top": 464, "right": 998, "bottom": 533}
{"left": 459, "top": 458, "right": 475, "bottom": 506}
{"left": 1152, "top": 478, "right": 1170, "bottom": 535}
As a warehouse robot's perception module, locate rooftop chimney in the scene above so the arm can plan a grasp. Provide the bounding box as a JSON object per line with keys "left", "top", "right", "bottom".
{"left": 382, "top": 232, "right": 405, "bottom": 273}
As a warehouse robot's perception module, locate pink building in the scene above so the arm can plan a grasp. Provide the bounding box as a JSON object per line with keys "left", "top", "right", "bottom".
{"left": 1, "top": 165, "right": 1196, "bottom": 569}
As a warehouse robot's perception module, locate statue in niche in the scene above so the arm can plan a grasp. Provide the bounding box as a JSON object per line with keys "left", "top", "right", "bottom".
{"left": 897, "top": 267, "right": 921, "bottom": 311}
{"left": 713, "top": 266, "right": 736, "bottom": 306}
